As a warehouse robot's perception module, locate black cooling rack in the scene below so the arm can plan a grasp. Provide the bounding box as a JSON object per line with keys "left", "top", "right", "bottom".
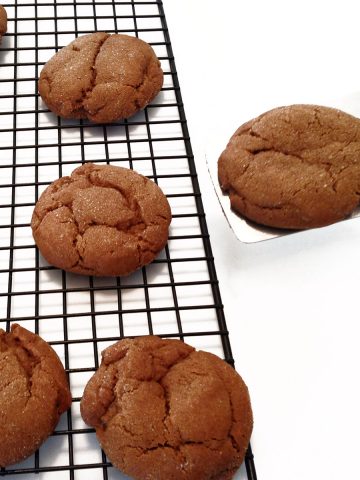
{"left": 0, "top": 1, "right": 256, "bottom": 479}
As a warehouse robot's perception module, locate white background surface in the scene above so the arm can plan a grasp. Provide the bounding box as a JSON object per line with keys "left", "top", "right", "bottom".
{"left": 163, "top": 1, "right": 360, "bottom": 479}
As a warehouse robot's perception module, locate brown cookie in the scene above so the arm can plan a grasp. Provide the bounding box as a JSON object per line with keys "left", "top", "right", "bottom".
{"left": 0, "top": 324, "right": 71, "bottom": 467}
{"left": 80, "top": 336, "right": 253, "bottom": 480}
{"left": 0, "top": 5, "right": 7, "bottom": 42}
{"left": 31, "top": 163, "right": 171, "bottom": 276}
{"left": 218, "top": 104, "right": 360, "bottom": 229}
{"left": 38, "top": 32, "right": 163, "bottom": 123}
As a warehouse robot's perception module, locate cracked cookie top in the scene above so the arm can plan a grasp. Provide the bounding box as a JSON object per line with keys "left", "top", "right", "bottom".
{"left": 38, "top": 32, "right": 163, "bottom": 123}
{"left": 80, "top": 336, "right": 253, "bottom": 480}
{"left": 218, "top": 104, "right": 360, "bottom": 229}
{"left": 0, "top": 324, "right": 71, "bottom": 467}
{"left": 31, "top": 162, "right": 171, "bottom": 276}
{"left": 0, "top": 5, "right": 7, "bottom": 41}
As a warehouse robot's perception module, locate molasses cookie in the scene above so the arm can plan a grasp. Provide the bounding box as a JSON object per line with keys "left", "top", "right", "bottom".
{"left": 31, "top": 163, "right": 171, "bottom": 276}
{"left": 0, "top": 5, "right": 7, "bottom": 42}
{"left": 80, "top": 336, "right": 253, "bottom": 480}
{"left": 218, "top": 104, "right": 360, "bottom": 229}
{"left": 0, "top": 324, "right": 71, "bottom": 467}
{"left": 38, "top": 32, "right": 163, "bottom": 123}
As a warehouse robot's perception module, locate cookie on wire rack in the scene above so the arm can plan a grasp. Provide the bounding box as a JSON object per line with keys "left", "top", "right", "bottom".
{"left": 38, "top": 32, "right": 163, "bottom": 123}
{"left": 0, "top": 324, "right": 71, "bottom": 467}
{"left": 81, "top": 335, "right": 253, "bottom": 480}
{"left": 0, "top": 5, "right": 7, "bottom": 42}
{"left": 31, "top": 162, "right": 172, "bottom": 277}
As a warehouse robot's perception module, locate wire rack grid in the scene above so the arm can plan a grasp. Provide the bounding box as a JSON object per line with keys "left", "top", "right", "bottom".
{"left": 0, "top": 1, "right": 256, "bottom": 479}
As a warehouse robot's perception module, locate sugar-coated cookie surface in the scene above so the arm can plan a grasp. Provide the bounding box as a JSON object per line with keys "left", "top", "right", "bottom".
{"left": 80, "top": 336, "right": 253, "bottom": 480}
{"left": 218, "top": 104, "right": 360, "bottom": 229}
{"left": 0, "top": 5, "right": 7, "bottom": 41}
{"left": 38, "top": 32, "right": 163, "bottom": 123}
{"left": 0, "top": 324, "right": 71, "bottom": 467}
{"left": 31, "top": 163, "right": 171, "bottom": 276}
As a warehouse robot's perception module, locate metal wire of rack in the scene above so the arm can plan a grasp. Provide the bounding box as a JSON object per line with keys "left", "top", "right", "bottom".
{"left": 0, "top": 0, "right": 257, "bottom": 479}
